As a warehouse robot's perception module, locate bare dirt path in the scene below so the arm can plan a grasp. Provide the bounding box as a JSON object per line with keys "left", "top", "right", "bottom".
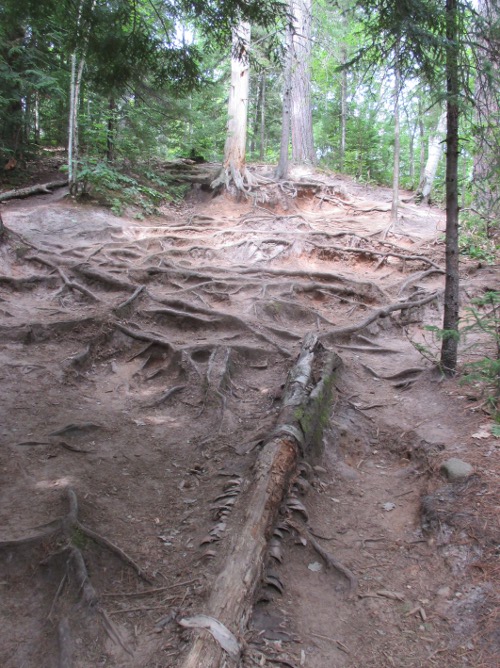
{"left": 0, "top": 170, "right": 498, "bottom": 668}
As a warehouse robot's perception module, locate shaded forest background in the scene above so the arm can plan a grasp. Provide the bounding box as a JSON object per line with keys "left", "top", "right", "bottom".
{"left": 1, "top": 0, "right": 499, "bottom": 254}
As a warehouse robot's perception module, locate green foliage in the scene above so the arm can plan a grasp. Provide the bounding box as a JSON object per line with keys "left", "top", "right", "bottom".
{"left": 76, "top": 158, "right": 170, "bottom": 215}
{"left": 407, "top": 325, "right": 460, "bottom": 368}
{"left": 460, "top": 212, "right": 499, "bottom": 264}
{"left": 411, "top": 292, "right": 500, "bottom": 420}
{"left": 461, "top": 291, "right": 500, "bottom": 419}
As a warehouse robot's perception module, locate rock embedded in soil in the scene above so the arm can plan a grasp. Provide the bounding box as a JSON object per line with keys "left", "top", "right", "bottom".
{"left": 440, "top": 458, "right": 474, "bottom": 481}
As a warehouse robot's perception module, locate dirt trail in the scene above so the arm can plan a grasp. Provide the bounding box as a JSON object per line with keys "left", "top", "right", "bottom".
{"left": 0, "top": 170, "right": 498, "bottom": 668}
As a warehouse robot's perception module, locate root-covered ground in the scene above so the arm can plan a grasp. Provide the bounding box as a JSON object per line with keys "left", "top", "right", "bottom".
{"left": 1, "top": 166, "right": 499, "bottom": 668}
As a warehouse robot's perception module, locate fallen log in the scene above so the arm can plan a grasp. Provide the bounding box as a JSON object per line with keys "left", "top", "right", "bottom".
{"left": 0, "top": 179, "right": 68, "bottom": 202}
{"left": 179, "top": 333, "right": 342, "bottom": 668}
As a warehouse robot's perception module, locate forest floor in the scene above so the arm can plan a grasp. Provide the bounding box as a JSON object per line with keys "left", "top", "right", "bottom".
{"left": 0, "top": 162, "right": 499, "bottom": 668}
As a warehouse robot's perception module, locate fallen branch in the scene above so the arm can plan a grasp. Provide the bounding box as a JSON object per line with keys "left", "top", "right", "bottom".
{"left": 179, "top": 334, "right": 341, "bottom": 668}
{"left": 0, "top": 179, "right": 68, "bottom": 202}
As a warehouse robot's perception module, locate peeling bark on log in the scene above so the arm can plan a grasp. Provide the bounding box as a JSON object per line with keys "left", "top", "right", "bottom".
{"left": 179, "top": 333, "right": 341, "bottom": 668}
{"left": 0, "top": 180, "right": 68, "bottom": 202}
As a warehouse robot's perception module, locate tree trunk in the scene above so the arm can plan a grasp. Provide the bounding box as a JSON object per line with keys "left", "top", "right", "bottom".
{"left": 416, "top": 109, "right": 446, "bottom": 204}
{"left": 34, "top": 92, "right": 40, "bottom": 145}
{"left": 68, "top": 54, "right": 85, "bottom": 192}
{"left": 290, "top": 0, "right": 315, "bottom": 165}
{"left": 473, "top": 0, "right": 500, "bottom": 235}
{"left": 440, "top": 0, "right": 460, "bottom": 376}
{"left": 67, "top": 52, "right": 78, "bottom": 188}
{"left": 275, "top": 22, "right": 293, "bottom": 180}
{"left": 418, "top": 98, "right": 425, "bottom": 187}
{"left": 211, "top": 22, "right": 253, "bottom": 191}
{"left": 259, "top": 77, "right": 266, "bottom": 161}
{"left": 408, "top": 127, "right": 415, "bottom": 186}
{"left": 107, "top": 97, "right": 116, "bottom": 164}
{"left": 67, "top": 0, "right": 96, "bottom": 194}
{"left": 391, "top": 47, "right": 400, "bottom": 223}
{"left": 250, "top": 76, "right": 261, "bottom": 155}
{"left": 340, "top": 44, "right": 347, "bottom": 173}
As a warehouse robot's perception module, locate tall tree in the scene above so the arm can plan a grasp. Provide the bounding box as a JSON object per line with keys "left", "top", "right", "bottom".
{"left": 68, "top": 0, "right": 96, "bottom": 193}
{"left": 275, "top": 19, "right": 294, "bottom": 179}
{"left": 355, "top": 0, "right": 467, "bottom": 374}
{"left": 472, "top": 0, "right": 500, "bottom": 236}
{"left": 440, "top": 0, "right": 460, "bottom": 374}
{"left": 391, "top": 42, "right": 401, "bottom": 223}
{"left": 290, "top": 0, "right": 315, "bottom": 165}
{"left": 211, "top": 21, "right": 254, "bottom": 191}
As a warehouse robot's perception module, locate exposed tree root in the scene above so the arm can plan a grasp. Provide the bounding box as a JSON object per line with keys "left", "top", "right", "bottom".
{"left": 71, "top": 265, "right": 137, "bottom": 291}
{"left": 1, "top": 487, "right": 149, "bottom": 661}
{"left": 58, "top": 617, "right": 72, "bottom": 668}
{"left": 25, "top": 255, "right": 100, "bottom": 302}
{"left": 115, "top": 322, "right": 175, "bottom": 352}
{"left": 361, "top": 364, "right": 427, "bottom": 381}
{"left": 0, "top": 487, "right": 150, "bottom": 582}
{"left": 237, "top": 267, "right": 389, "bottom": 302}
{"left": 286, "top": 518, "right": 357, "bottom": 596}
{"left": 114, "top": 284, "right": 145, "bottom": 312}
{"left": 308, "top": 241, "right": 442, "bottom": 271}
{"left": 396, "top": 268, "right": 444, "bottom": 294}
{"left": 142, "top": 300, "right": 291, "bottom": 356}
{"left": 0, "top": 273, "right": 59, "bottom": 289}
{"left": 322, "top": 291, "right": 441, "bottom": 341}
{"left": 145, "top": 384, "right": 186, "bottom": 407}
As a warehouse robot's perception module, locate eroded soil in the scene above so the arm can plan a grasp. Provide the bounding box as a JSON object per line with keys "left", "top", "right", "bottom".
{"left": 1, "top": 168, "right": 499, "bottom": 668}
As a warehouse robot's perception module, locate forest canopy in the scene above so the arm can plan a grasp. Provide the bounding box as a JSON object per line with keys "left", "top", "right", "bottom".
{"left": 0, "top": 0, "right": 499, "bottom": 241}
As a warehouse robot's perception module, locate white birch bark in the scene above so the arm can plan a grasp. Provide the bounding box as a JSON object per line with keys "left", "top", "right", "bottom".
{"left": 417, "top": 110, "right": 446, "bottom": 204}
{"left": 67, "top": 0, "right": 96, "bottom": 193}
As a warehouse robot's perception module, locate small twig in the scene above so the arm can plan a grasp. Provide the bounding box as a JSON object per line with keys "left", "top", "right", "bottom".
{"left": 311, "top": 632, "right": 350, "bottom": 654}
{"left": 102, "top": 578, "right": 200, "bottom": 598}
{"left": 109, "top": 602, "right": 176, "bottom": 615}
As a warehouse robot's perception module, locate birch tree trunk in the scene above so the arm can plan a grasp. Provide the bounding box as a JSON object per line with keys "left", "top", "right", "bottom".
{"left": 408, "top": 126, "right": 415, "bottom": 186}
{"left": 68, "top": 54, "right": 85, "bottom": 192}
{"left": 418, "top": 98, "right": 425, "bottom": 187}
{"left": 290, "top": 0, "right": 315, "bottom": 165}
{"left": 211, "top": 22, "right": 254, "bottom": 192}
{"left": 416, "top": 109, "right": 446, "bottom": 204}
{"left": 67, "top": 0, "right": 95, "bottom": 194}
